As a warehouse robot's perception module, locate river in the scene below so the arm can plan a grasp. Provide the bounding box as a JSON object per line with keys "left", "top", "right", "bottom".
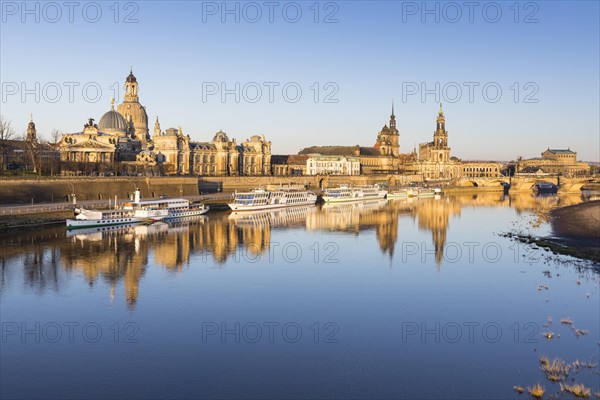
{"left": 1, "top": 192, "right": 598, "bottom": 399}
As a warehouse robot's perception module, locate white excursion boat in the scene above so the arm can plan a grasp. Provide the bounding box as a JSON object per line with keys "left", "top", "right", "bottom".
{"left": 122, "top": 189, "right": 208, "bottom": 219}
{"left": 322, "top": 184, "right": 388, "bottom": 203}
{"left": 415, "top": 188, "right": 435, "bottom": 198}
{"left": 228, "top": 188, "right": 317, "bottom": 211}
{"left": 66, "top": 189, "right": 207, "bottom": 229}
{"left": 66, "top": 208, "right": 145, "bottom": 229}
{"left": 123, "top": 198, "right": 208, "bottom": 219}
{"left": 66, "top": 202, "right": 167, "bottom": 229}
{"left": 404, "top": 187, "right": 439, "bottom": 198}
{"left": 387, "top": 189, "right": 409, "bottom": 199}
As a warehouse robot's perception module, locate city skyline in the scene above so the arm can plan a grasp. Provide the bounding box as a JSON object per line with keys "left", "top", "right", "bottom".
{"left": 1, "top": 1, "right": 599, "bottom": 162}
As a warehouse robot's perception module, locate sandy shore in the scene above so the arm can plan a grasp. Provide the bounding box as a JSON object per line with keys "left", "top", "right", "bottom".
{"left": 541, "top": 200, "right": 600, "bottom": 264}
{"left": 551, "top": 200, "right": 600, "bottom": 239}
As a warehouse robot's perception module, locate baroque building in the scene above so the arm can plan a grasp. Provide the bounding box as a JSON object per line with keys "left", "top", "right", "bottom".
{"left": 57, "top": 69, "right": 272, "bottom": 176}
{"left": 517, "top": 148, "right": 590, "bottom": 176}
{"left": 59, "top": 115, "right": 118, "bottom": 165}
{"left": 154, "top": 127, "right": 272, "bottom": 176}
{"left": 411, "top": 104, "right": 461, "bottom": 180}
{"left": 298, "top": 103, "right": 402, "bottom": 174}
{"left": 294, "top": 103, "right": 502, "bottom": 180}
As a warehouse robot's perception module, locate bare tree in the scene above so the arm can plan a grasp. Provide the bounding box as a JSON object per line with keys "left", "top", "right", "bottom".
{"left": 24, "top": 139, "right": 39, "bottom": 174}
{"left": 0, "top": 116, "right": 16, "bottom": 172}
{"left": 50, "top": 129, "right": 62, "bottom": 144}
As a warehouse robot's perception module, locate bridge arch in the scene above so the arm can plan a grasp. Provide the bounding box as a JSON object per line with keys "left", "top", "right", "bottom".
{"left": 559, "top": 179, "right": 594, "bottom": 193}
{"left": 458, "top": 180, "right": 478, "bottom": 187}
{"left": 479, "top": 179, "right": 509, "bottom": 188}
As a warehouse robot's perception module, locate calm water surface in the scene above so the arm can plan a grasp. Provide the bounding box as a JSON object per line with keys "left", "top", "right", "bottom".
{"left": 1, "top": 193, "right": 598, "bottom": 399}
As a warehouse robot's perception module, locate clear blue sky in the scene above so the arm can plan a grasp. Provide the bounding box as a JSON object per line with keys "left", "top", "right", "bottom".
{"left": 1, "top": 0, "right": 599, "bottom": 161}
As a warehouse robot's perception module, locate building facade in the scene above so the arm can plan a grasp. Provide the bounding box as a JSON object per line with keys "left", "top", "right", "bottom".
{"left": 306, "top": 154, "right": 360, "bottom": 175}
{"left": 517, "top": 148, "right": 590, "bottom": 176}
{"left": 298, "top": 104, "right": 401, "bottom": 174}
{"left": 59, "top": 116, "right": 119, "bottom": 165}
{"left": 271, "top": 155, "right": 308, "bottom": 176}
{"left": 460, "top": 162, "right": 502, "bottom": 178}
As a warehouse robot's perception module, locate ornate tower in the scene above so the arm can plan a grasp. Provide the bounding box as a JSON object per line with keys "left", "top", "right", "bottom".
{"left": 431, "top": 103, "right": 450, "bottom": 162}
{"left": 117, "top": 67, "right": 150, "bottom": 146}
{"left": 389, "top": 102, "right": 397, "bottom": 134}
{"left": 26, "top": 114, "right": 37, "bottom": 142}
{"left": 375, "top": 102, "right": 400, "bottom": 156}
{"left": 154, "top": 117, "right": 162, "bottom": 137}
{"left": 124, "top": 67, "right": 139, "bottom": 102}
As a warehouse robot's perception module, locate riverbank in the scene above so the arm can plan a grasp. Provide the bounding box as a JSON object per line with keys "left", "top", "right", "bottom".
{"left": 510, "top": 201, "right": 600, "bottom": 264}
{"left": 0, "top": 211, "right": 73, "bottom": 230}
{"left": 551, "top": 200, "right": 600, "bottom": 239}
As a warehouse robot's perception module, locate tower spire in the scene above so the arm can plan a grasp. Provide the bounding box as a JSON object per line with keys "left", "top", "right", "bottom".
{"left": 439, "top": 102, "right": 443, "bottom": 115}
{"left": 389, "top": 100, "right": 397, "bottom": 133}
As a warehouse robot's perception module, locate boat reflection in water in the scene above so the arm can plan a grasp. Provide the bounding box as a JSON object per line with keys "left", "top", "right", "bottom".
{"left": 0, "top": 192, "right": 592, "bottom": 308}
{"left": 229, "top": 204, "right": 316, "bottom": 227}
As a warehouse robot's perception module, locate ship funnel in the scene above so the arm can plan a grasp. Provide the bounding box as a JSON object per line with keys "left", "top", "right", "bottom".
{"left": 134, "top": 188, "right": 141, "bottom": 203}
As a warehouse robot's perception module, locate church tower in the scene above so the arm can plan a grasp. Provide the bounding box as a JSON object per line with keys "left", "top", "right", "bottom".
{"left": 124, "top": 67, "right": 139, "bottom": 102}
{"left": 376, "top": 102, "right": 400, "bottom": 157}
{"left": 389, "top": 102, "right": 397, "bottom": 134}
{"left": 154, "top": 117, "right": 162, "bottom": 137}
{"left": 431, "top": 103, "right": 450, "bottom": 162}
{"left": 26, "top": 114, "right": 37, "bottom": 142}
{"left": 117, "top": 67, "right": 150, "bottom": 146}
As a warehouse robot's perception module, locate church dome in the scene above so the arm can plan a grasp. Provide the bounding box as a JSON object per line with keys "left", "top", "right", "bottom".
{"left": 98, "top": 109, "right": 127, "bottom": 134}
{"left": 126, "top": 70, "right": 137, "bottom": 83}
{"left": 212, "top": 130, "right": 229, "bottom": 142}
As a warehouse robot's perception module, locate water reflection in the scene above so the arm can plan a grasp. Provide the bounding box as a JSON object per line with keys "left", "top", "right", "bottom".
{"left": 0, "top": 192, "right": 590, "bottom": 308}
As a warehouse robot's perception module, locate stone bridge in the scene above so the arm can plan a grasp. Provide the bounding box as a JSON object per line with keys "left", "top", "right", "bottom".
{"left": 457, "top": 175, "right": 600, "bottom": 192}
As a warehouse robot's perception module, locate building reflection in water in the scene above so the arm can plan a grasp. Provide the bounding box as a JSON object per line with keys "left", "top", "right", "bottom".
{"left": 0, "top": 192, "right": 587, "bottom": 307}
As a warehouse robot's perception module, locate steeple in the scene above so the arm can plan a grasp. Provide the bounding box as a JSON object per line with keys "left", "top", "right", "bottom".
{"left": 434, "top": 104, "right": 448, "bottom": 148}
{"left": 154, "top": 116, "right": 162, "bottom": 137}
{"left": 26, "top": 114, "right": 37, "bottom": 142}
{"left": 436, "top": 103, "right": 446, "bottom": 133}
{"left": 389, "top": 100, "right": 397, "bottom": 133}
